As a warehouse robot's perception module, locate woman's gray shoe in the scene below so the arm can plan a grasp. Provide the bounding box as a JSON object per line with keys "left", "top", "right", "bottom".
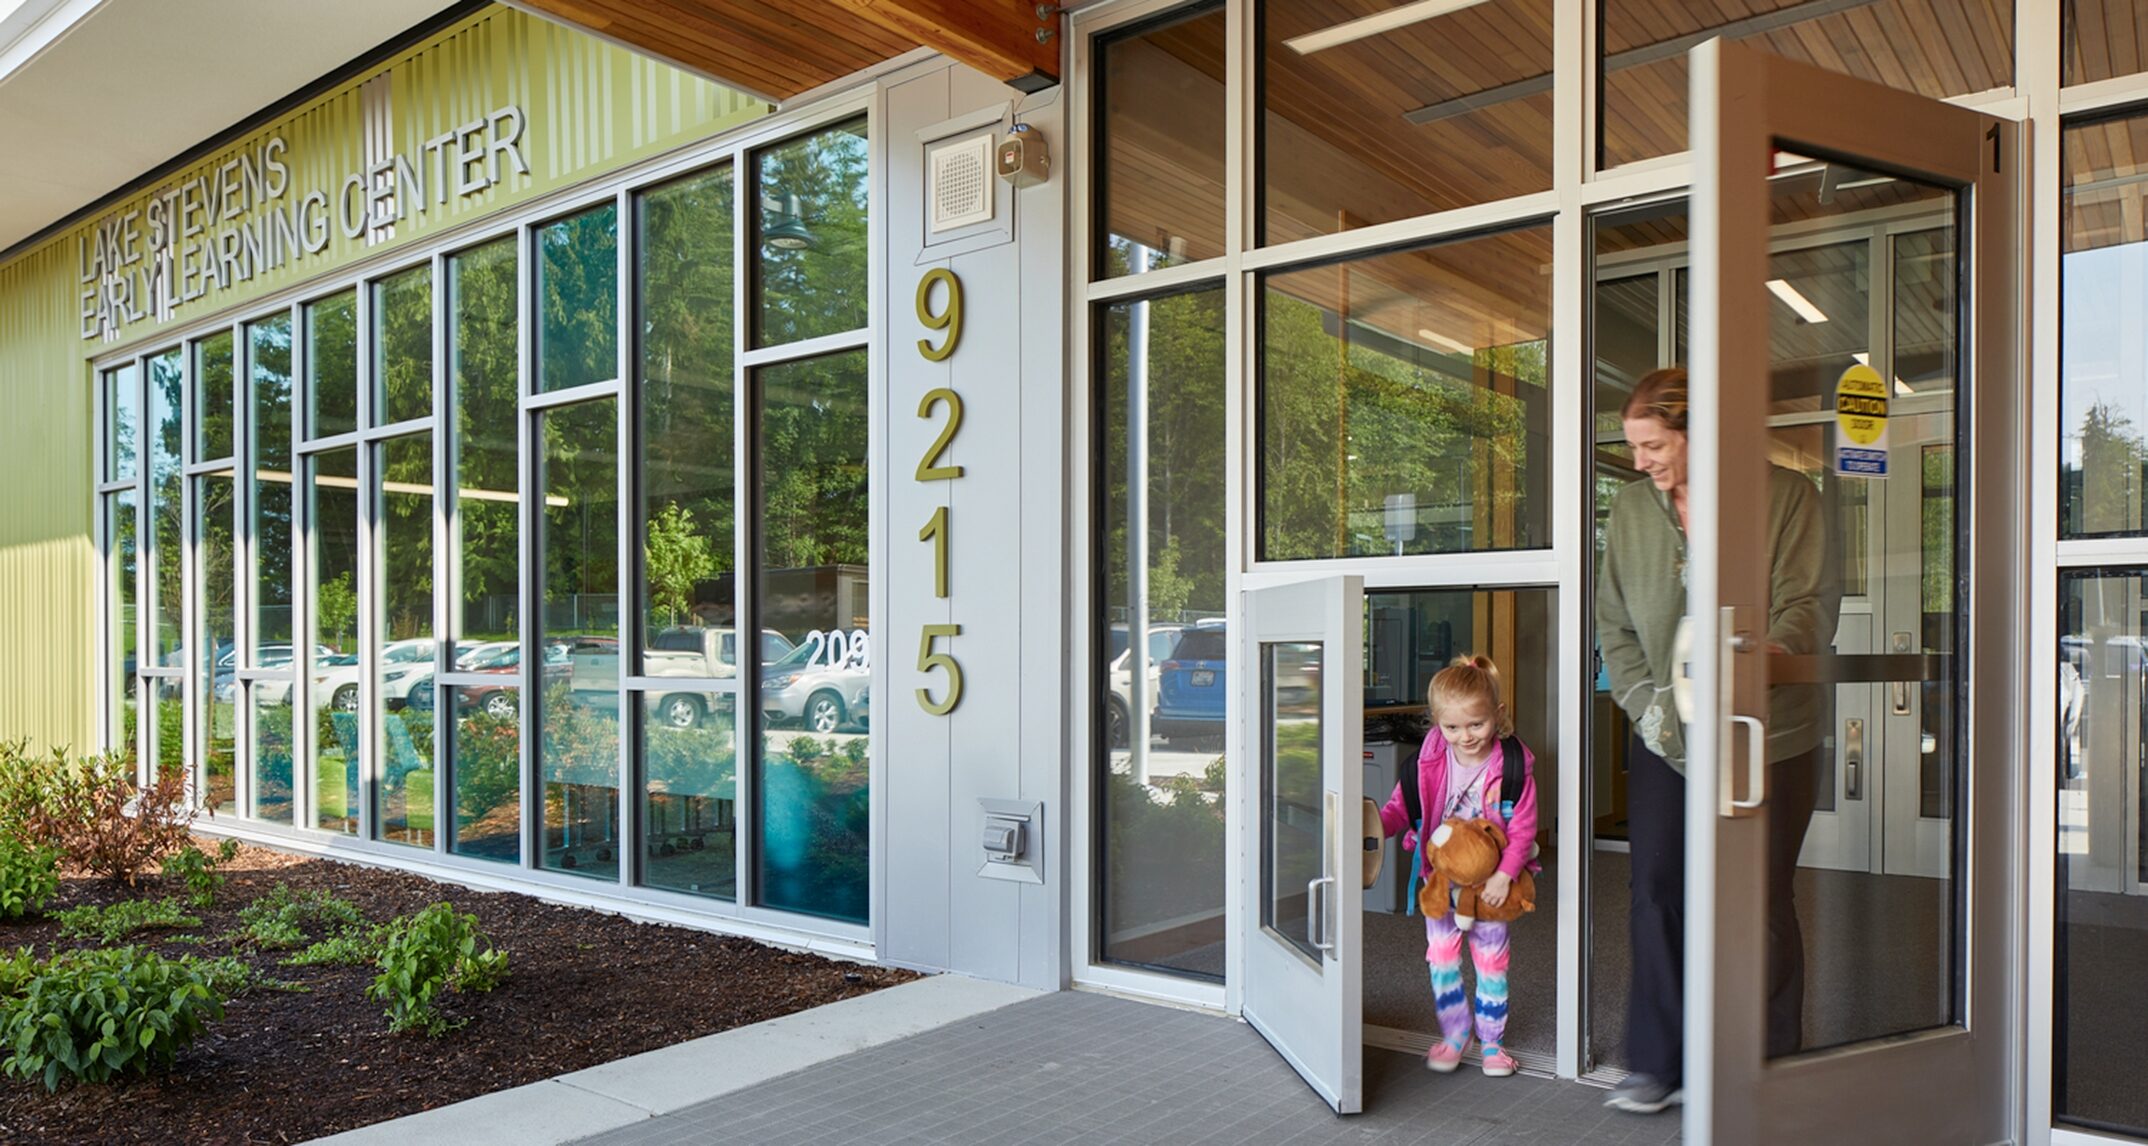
{"left": 1605, "top": 1073, "right": 1683, "bottom": 1114}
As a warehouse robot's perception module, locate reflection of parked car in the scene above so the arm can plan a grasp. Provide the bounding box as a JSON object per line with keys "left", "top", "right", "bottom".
{"left": 1154, "top": 624, "right": 1226, "bottom": 746}
{"left": 1105, "top": 625, "right": 1185, "bottom": 748}
{"left": 297, "top": 638, "right": 433, "bottom": 711}
{"left": 211, "top": 643, "right": 336, "bottom": 703}
{"left": 644, "top": 627, "right": 794, "bottom": 729}
{"left": 761, "top": 642, "right": 871, "bottom": 733}
{"left": 407, "top": 642, "right": 569, "bottom": 718}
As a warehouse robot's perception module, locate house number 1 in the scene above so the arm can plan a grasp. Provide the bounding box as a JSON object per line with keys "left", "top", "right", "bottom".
{"left": 915, "top": 268, "right": 964, "bottom": 715}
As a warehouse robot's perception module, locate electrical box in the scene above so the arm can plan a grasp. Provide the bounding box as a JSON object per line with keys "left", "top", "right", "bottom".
{"left": 996, "top": 124, "right": 1049, "bottom": 189}
{"left": 978, "top": 798, "right": 1043, "bottom": 884}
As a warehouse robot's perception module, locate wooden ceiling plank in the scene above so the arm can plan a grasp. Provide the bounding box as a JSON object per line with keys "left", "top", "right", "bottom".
{"left": 517, "top": 0, "right": 831, "bottom": 96}
{"left": 826, "top": 0, "right": 1059, "bottom": 88}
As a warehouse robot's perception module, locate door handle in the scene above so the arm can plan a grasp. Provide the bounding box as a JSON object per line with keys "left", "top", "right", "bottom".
{"left": 1306, "top": 876, "right": 1335, "bottom": 955}
{"left": 1891, "top": 631, "right": 1913, "bottom": 714}
{"left": 1726, "top": 713, "right": 1767, "bottom": 815}
{"left": 1844, "top": 717, "right": 1864, "bottom": 800}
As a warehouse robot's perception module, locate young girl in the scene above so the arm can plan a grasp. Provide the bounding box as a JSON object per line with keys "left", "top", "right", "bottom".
{"left": 1376, "top": 655, "right": 1541, "bottom": 1078}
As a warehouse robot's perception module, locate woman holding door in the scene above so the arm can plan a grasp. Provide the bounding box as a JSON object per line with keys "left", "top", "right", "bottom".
{"left": 1594, "top": 367, "right": 1840, "bottom": 1114}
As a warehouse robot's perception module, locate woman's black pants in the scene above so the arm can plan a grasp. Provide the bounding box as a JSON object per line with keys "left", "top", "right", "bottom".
{"left": 1624, "top": 732, "right": 1821, "bottom": 1083}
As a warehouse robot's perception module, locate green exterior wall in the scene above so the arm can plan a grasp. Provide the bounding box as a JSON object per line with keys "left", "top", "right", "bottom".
{"left": 0, "top": 4, "right": 766, "bottom": 753}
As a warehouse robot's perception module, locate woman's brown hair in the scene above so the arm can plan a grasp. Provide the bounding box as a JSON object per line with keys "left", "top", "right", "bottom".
{"left": 1620, "top": 367, "right": 1688, "bottom": 434}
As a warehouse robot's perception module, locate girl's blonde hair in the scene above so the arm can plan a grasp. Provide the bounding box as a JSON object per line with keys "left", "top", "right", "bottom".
{"left": 1429, "top": 655, "right": 1515, "bottom": 738}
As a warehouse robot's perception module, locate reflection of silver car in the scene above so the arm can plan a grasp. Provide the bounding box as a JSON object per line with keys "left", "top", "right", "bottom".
{"left": 761, "top": 643, "right": 871, "bottom": 733}
{"left": 1105, "top": 626, "right": 1184, "bottom": 748}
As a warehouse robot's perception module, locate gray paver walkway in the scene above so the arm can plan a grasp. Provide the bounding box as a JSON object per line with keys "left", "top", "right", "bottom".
{"left": 573, "top": 990, "right": 1682, "bottom": 1146}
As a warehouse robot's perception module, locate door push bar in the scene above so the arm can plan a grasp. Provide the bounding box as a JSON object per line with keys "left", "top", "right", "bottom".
{"left": 1722, "top": 606, "right": 1767, "bottom": 819}
{"left": 1306, "top": 877, "right": 1336, "bottom": 956}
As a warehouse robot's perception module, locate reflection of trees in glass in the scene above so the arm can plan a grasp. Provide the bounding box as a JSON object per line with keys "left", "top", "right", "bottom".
{"left": 375, "top": 266, "right": 433, "bottom": 425}
{"left": 107, "top": 365, "right": 138, "bottom": 480}
{"left": 540, "top": 399, "right": 620, "bottom": 634}
{"left": 196, "top": 331, "right": 235, "bottom": 459}
{"left": 252, "top": 316, "right": 295, "bottom": 648}
{"left": 647, "top": 502, "right": 716, "bottom": 628}
{"left": 307, "top": 291, "right": 358, "bottom": 437}
{"left": 756, "top": 120, "right": 868, "bottom": 346}
{"left": 539, "top": 205, "right": 618, "bottom": 392}
{"left": 641, "top": 166, "right": 735, "bottom": 635}
{"left": 452, "top": 239, "right": 520, "bottom": 642}
{"left": 2070, "top": 400, "right": 2148, "bottom": 535}
{"left": 1101, "top": 289, "right": 1227, "bottom": 622}
{"left": 199, "top": 470, "right": 237, "bottom": 813}
{"left": 1261, "top": 282, "right": 1544, "bottom": 560}
{"left": 453, "top": 704, "right": 521, "bottom": 863}
{"left": 150, "top": 351, "right": 183, "bottom": 660}
{"left": 758, "top": 352, "right": 869, "bottom": 570}
{"left": 380, "top": 434, "right": 433, "bottom": 640}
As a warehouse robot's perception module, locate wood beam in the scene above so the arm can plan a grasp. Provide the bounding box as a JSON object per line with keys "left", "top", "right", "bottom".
{"left": 827, "top": 0, "right": 1060, "bottom": 91}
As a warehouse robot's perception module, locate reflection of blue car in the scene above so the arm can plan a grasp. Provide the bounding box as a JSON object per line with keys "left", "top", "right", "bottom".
{"left": 1153, "top": 625, "right": 1226, "bottom": 745}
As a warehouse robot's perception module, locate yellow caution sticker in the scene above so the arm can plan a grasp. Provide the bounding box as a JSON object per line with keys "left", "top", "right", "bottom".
{"left": 1834, "top": 362, "right": 1889, "bottom": 477}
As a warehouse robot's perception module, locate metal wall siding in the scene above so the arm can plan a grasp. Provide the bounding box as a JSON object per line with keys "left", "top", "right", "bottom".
{"left": 0, "top": 5, "right": 767, "bottom": 754}
{"left": 0, "top": 242, "right": 94, "bottom": 752}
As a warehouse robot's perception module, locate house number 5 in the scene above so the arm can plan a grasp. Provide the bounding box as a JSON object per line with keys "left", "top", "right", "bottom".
{"left": 916, "top": 268, "right": 964, "bottom": 715}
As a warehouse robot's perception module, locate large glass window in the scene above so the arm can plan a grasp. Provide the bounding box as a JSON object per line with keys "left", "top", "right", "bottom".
{"left": 378, "top": 432, "right": 434, "bottom": 847}
{"left": 2065, "top": 2, "right": 2148, "bottom": 86}
{"left": 248, "top": 315, "right": 296, "bottom": 824}
{"left": 539, "top": 398, "right": 621, "bottom": 879}
{"left": 1260, "top": 0, "right": 1552, "bottom": 244}
{"left": 198, "top": 468, "right": 237, "bottom": 816}
{"left": 638, "top": 163, "right": 738, "bottom": 900}
{"left": 755, "top": 350, "right": 870, "bottom": 922}
{"left": 307, "top": 291, "right": 358, "bottom": 438}
{"left": 1095, "top": 5, "right": 1224, "bottom": 278}
{"left": 311, "top": 446, "right": 360, "bottom": 833}
{"left": 105, "top": 363, "right": 138, "bottom": 483}
{"left": 2056, "top": 572, "right": 2148, "bottom": 1137}
{"left": 537, "top": 205, "right": 619, "bottom": 393}
{"left": 149, "top": 350, "right": 183, "bottom": 667}
{"left": 1097, "top": 285, "right": 1226, "bottom": 977}
{"left": 755, "top": 120, "right": 869, "bottom": 346}
{"left": 1260, "top": 225, "right": 1553, "bottom": 559}
{"left": 196, "top": 331, "right": 235, "bottom": 461}
{"left": 1600, "top": 0, "right": 2012, "bottom": 169}
{"left": 374, "top": 265, "right": 433, "bottom": 426}
{"left": 2062, "top": 111, "right": 2148, "bottom": 538}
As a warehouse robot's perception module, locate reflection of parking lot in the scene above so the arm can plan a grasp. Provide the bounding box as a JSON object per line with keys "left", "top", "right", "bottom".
{"left": 1110, "top": 740, "right": 1219, "bottom": 782}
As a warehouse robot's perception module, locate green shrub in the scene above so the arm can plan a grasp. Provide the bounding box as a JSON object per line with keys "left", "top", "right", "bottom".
{"left": 53, "top": 898, "right": 201, "bottom": 944}
{"left": 0, "top": 838, "right": 59, "bottom": 920}
{"left": 367, "top": 902, "right": 508, "bottom": 1036}
{"left": 0, "top": 946, "right": 227, "bottom": 1090}
{"left": 286, "top": 929, "right": 380, "bottom": 967}
{"left": 229, "top": 884, "right": 367, "bottom": 951}
{"left": 0, "top": 738, "right": 58, "bottom": 840}
{"left": 162, "top": 838, "right": 241, "bottom": 908}
{"left": 0, "top": 947, "right": 37, "bottom": 996}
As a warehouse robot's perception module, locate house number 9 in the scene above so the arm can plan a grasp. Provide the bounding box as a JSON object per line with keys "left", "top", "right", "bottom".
{"left": 916, "top": 268, "right": 964, "bottom": 715}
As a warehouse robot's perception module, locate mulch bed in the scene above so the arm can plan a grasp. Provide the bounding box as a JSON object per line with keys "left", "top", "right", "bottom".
{"left": 0, "top": 841, "right": 918, "bottom": 1144}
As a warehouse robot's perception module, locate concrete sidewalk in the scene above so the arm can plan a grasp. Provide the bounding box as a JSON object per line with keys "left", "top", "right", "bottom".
{"left": 308, "top": 974, "right": 1043, "bottom": 1145}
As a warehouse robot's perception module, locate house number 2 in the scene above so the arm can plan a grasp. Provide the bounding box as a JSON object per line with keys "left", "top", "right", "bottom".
{"left": 915, "top": 268, "right": 963, "bottom": 716}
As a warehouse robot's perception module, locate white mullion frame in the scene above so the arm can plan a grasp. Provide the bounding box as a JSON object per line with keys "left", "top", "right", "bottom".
{"left": 361, "top": 415, "right": 438, "bottom": 441}
{"left": 1083, "top": 256, "right": 1228, "bottom": 302}
{"left": 430, "top": 247, "right": 449, "bottom": 853}
{"left": 614, "top": 183, "right": 634, "bottom": 893}
{"left": 289, "top": 299, "right": 315, "bottom": 832}
{"left": 516, "top": 218, "right": 538, "bottom": 871}
{"left": 1239, "top": 191, "right": 1562, "bottom": 275}
{"left": 1550, "top": 0, "right": 1588, "bottom": 1083}
{"left": 355, "top": 270, "right": 378, "bottom": 844}
{"left": 236, "top": 318, "right": 257, "bottom": 820}
{"left": 181, "top": 335, "right": 202, "bottom": 813}
{"left": 524, "top": 378, "right": 621, "bottom": 409}
{"left": 739, "top": 327, "right": 870, "bottom": 367}
{"left": 732, "top": 133, "right": 756, "bottom": 915}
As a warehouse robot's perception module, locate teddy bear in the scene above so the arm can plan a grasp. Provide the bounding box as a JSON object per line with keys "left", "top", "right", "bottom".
{"left": 1416, "top": 816, "right": 1536, "bottom": 930}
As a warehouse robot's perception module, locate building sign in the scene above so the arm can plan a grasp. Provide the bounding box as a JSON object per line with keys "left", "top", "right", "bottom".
{"left": 79, "top": 106, "right": 527, "bottom": 341}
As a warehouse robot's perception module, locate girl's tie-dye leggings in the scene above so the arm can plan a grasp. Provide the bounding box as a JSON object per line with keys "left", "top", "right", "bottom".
{"left": 1425, "top": 911, "right": 1510, "bottom": 1049}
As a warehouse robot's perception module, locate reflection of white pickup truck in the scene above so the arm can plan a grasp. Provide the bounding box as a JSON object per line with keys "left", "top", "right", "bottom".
{"left": 643, "top": 627, "right": 794, "bottom": 728}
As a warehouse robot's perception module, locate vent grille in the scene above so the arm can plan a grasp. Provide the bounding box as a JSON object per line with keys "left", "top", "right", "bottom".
{"left": 929, "top": 134, "right": 994, "bottom": 233}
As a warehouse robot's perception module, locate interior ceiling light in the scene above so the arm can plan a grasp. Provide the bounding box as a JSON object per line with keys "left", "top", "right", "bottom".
{"left": 1765, "top": 278, "right": 1828, "bottom": 324}
{"left": 1417, "top": 327, "right": 1476, "bottom": 356}
{"left": 1851, "top": 351, "right": 1915, "bottom": 395}
{"left": 1285, "top": 0, "right": 1491, "bottom": 54}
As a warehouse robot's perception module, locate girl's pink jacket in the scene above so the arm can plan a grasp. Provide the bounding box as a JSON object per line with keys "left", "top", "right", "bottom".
{"left": 1375, "top": 729, "right": 1542, "bottom": 882}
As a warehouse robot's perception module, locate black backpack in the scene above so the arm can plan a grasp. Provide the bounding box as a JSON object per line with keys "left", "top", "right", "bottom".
{"left": 1402, "top": 735, "right": 1526, "bottom": 830}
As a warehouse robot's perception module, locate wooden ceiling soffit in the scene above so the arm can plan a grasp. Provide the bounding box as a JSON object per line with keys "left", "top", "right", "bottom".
{"left": 509, "top": 0, "right": 1057, "bottom": 103}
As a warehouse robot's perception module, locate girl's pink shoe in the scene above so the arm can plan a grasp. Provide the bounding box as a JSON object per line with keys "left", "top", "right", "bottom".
{"left": 1481, "top": 1046, "right": 1519, "bottom": 1077}
{"left": 1425, "top": 1038, "right": 1466, "bottom": 1073}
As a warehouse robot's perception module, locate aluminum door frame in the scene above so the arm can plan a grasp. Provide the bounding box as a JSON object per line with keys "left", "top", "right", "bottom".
{"left": 1687, "top": 37, "right": 2020, "bottom": 1145}
{"left": 1237, "top": 574, "right": 1365, "bottom": 1113}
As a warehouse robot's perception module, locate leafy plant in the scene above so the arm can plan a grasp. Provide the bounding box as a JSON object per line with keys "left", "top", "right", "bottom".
{"left": 54, "top": 898, "right": 201, "bottom": 944}
{"left": 0, "top": 838, "right": 59, "bottom": 920}
{"left": 228, "top": 884, "right": 367, "bottom": 952}
{"left": 286, "top": 929, "right": 380, "bottom": 968}
{"left": 20, "top": 748, "right": 201, "bottom": 885}
{"left": 645, "top": 501, "right": 717, "bottom": 628}
{"left": 185, "top": 954, "right": 305, "bottom": 997}
{"left": 162, "top": 838, "right": 241, "bottom": 908}
{"left": 0, "top": 947, "right": 37, "bottom": 996}
{"left": 0, "top": 946, "right": 227, "bottom": 1090}
{"left": 367, "top": 902, "right": 508, "bottom": 1036}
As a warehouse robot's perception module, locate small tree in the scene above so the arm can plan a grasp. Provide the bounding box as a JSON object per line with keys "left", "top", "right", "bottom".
{"left": 317, "top": 571, "right": 357, "bottom": 649}
{"left": 645, "top": 501, "right": 716, "bottom": 628}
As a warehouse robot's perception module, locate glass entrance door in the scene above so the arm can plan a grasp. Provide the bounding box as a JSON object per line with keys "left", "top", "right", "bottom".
{"left": 1683, "top": 39, "right": 2017, "bottom": 1143}
{"left": 1238, "top": 575, "right": 1364, "bottom": 1112}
